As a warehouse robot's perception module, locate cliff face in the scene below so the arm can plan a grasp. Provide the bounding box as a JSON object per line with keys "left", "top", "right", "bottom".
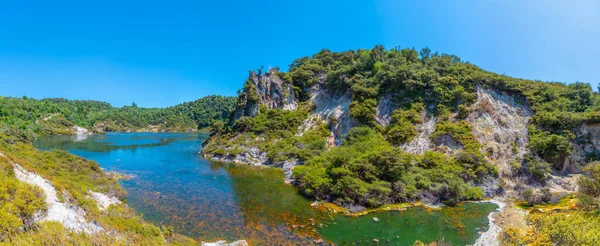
{"left": 230, "top": 70, "right": 297, "bottom": 123}
{"left": 208, "top": 79, "right": 600, "bottom": 194}
{"left": 469, "top": 86, "right": 532, "bottom": 175}
{"left": 302, "top": 84, "right": 355, "bottom": 143}
{"left": 203, "top": 47, "right": 600, "bottom": 205}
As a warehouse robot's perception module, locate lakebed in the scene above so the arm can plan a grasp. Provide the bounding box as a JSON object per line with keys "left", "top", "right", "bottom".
{"left": 34, "top": 132, "right": 497, "bottom": 245}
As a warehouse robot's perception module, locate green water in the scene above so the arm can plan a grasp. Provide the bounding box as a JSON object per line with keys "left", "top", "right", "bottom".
{"left": 34, "top": 133, "right": 496, "bottom": 245}
{"left": 319, "top": 203, "right": 497, "bottom": 245}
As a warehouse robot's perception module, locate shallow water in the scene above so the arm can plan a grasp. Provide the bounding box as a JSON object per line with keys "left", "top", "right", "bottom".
{"left": 34, "top": 132, "right": 496, "bottom": 245}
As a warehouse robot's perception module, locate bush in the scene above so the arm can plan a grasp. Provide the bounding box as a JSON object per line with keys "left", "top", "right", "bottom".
{"left": 385, "top": 105, "right": 422, "bottom": 145}
{"left": 539, "top": 188, "right": 552, "bottom": 203}
{"left": 579, "top": 161, "right": 600, "bottom": 197}
{"left": 294, "top": 128, "right": 488, "bottom": 207}
{"left": 0, "top": 209, "right": 23, "bottom": 241}
{"left": 522, "top": 189, "right": 537, "bottom": 206}
{"left": 529, "top": 130, "right": 573, "bottom": 167}
{"left": 523, "top": 154, "right": 552, "bottom": 182}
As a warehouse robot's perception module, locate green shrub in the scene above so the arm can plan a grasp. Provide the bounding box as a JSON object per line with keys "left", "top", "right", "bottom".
{"left": 523, "top": 154, "right": 552, "bottom": 182}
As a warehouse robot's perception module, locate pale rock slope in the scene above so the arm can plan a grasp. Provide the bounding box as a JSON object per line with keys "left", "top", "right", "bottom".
{"left": 469, "top": 85, "right": 532, "bottom": 177}
{"left": 0, "top": 152, "right": 118, "bottom": 233}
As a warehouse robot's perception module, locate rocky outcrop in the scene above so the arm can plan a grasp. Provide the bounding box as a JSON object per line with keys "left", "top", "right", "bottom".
{"left": 433, "top": 133, "right": 463, "bottom": 154}
{"left": 375, "top": 94, "right": 401, "bottom": 126}
{"left": 401, "top": 116, "right": 436, "bottom": 155}
{"left": 4, "top": 153, "right": 103, "bottom": 233}
{"left": 73, "top": 126, "right": 91, "bottom": 141}
{"left": 469, "top": 85, "right": 532, "bottom": 175}
{"left": 230, "top": 70, "right": 297, "bottom": 124}
{"left": 204, "top": 147, "right": 301, "bottom": 183}
{"left": 205, "top": 147, "right": 268, "bottom": 166}
{"left": 301, "top": 84, "right": 356, "bottom": 144}
{"left": 563, "top": 123, "right": 600, "bottom": 173}
{"left": 90, "top": 191, "right": 121, "bottom": 211}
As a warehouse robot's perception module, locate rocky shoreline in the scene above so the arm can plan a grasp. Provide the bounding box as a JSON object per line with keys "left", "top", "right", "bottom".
{"left": 473, "top": 199, "right": 505, "bottom": 246}
{"left": 203, "top": 152, "right": 300, "bottom": 184}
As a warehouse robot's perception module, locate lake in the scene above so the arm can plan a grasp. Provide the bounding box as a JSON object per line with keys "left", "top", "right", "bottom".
{"left": 34, "top": 132, "right": 497, "bottom": 245}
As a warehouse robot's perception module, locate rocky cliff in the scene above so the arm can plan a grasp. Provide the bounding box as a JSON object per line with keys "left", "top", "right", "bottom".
{"left": 203, "top": 47, "right": 600, "bottom": 204}
{"left": 206, "top": 80, "right": 600, "bottom": 194}
{"left": 230, "top": 70, "right": 297, "bottom": 123}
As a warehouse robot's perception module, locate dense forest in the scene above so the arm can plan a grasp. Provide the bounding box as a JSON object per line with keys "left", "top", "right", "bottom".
{"left": 0, "top": 95, "right": 235, "bottom": 141}
{"left": 205, "top": 45, "right": 600, "bottom": 207}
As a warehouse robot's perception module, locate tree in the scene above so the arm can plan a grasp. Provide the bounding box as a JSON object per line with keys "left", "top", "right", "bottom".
{"left": 579, "top": 161, "right": 600, "bottom": 197}
{"left": 420, "top": 47, "right": 432, "bottom": 61}
{"left": 212, "top": 121, "right": 225, "bottom": 135}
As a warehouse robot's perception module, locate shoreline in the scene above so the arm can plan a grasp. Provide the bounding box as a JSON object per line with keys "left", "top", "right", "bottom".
{"left": 473, "top": 199, "right": 505, "bottom": 246}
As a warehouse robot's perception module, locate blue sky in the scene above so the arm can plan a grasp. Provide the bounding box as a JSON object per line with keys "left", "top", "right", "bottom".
{"left": 0, "top": 0, "right": 598, "bottom": 107}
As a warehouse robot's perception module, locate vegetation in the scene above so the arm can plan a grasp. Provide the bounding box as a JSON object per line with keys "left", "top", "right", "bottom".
{"left": 577, "top": 161, "right": 600, "bottom": 208}
{"left": 0, "top": 95, "right": 235, "bottom": 142}
{"left": 294, "top": 127, "right": 489, "bottom": 206}
{"left": 500, "top": 210, "right": 600, "bottom": 246}
{"left": 0, "top": 155, "right": 47, "bottom": 237}
{"left": 0, "top": 133, "right": 195, "bottom": 245}
{"left": 284, "top": 45, "right": 600, "bottom": 165}
{"left": 501, "top": 162, "right": 600, "bottom": 245}
{"left": 4, "top": 44, "right": 599, "bottom": 243}
{"left": 205, "top": 45, "right": 600, "bottom": 208}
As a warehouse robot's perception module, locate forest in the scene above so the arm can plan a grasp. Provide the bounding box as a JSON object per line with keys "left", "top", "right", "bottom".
{"left": 0, "top": 95, "right": 235, "bottom": 142}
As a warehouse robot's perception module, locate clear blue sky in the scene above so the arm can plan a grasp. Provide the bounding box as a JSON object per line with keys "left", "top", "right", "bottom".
{"left": 1, "top": 0, "right": 598, "bottom": 107}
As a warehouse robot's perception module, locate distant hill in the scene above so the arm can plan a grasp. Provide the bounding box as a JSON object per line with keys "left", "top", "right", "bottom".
{"left": 0, "top": 95, "right": 236, "bottom": 141}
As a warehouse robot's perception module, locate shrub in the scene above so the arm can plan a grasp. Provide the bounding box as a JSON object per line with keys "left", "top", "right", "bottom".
{"left": 579, "top": 161, "right": 600, "bottom": 197}
{"left": 0, "top": 209, "right": 23, "bottom": 241}
{"left": 522, "top": 189, "right": 537, "bottom": 206}
{"left": 523, "top": 154, "right": 552, "bottom": 182}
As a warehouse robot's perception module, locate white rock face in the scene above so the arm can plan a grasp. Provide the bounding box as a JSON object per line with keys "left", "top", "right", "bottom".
{"left": 469, "top": 85, "right": 532, "bottom": 175}
{"left": 90, "top": 191, "right": 121, "bottom": 211}
{"left": 10, "top": 160, "right": 102, "bottom": 233}
{"left": 375, "top": 94, "right": 400, "bottom": 127}
{"left": 72, "top": 126, "right": 91, "bottom": 141}
{"left": 201, "top": 240, "right": 248, "bottom": 246}
{"left": 300, "top": 84, "right": 356, "bottom": 144}
{"left": 401, "top": 116, "right": 436, "bottom": 155}
{"left": 563, "top": 123, "right": 600, "bottom": 173}
{"left": 205, "top": 147, "right": 268, "bottom": 166}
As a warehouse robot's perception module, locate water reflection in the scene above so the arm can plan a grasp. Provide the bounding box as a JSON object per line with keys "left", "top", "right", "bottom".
{"left": 34, "top": 133, "right": 175, "bottom": 152}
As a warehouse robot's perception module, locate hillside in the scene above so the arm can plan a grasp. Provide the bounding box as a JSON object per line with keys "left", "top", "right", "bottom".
{"left": 0, "top": 132, "right": 200, "bottom": 245}
{"left": 203, "top": 46, "right": 600, "bottom": 207}
{"left": 0, "top": 95, "right": 236, "bottom": 141}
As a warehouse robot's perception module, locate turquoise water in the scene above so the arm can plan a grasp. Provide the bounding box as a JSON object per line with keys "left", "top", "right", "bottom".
{"left": 34, "top": 132, "right": 496, "bottom": 245}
